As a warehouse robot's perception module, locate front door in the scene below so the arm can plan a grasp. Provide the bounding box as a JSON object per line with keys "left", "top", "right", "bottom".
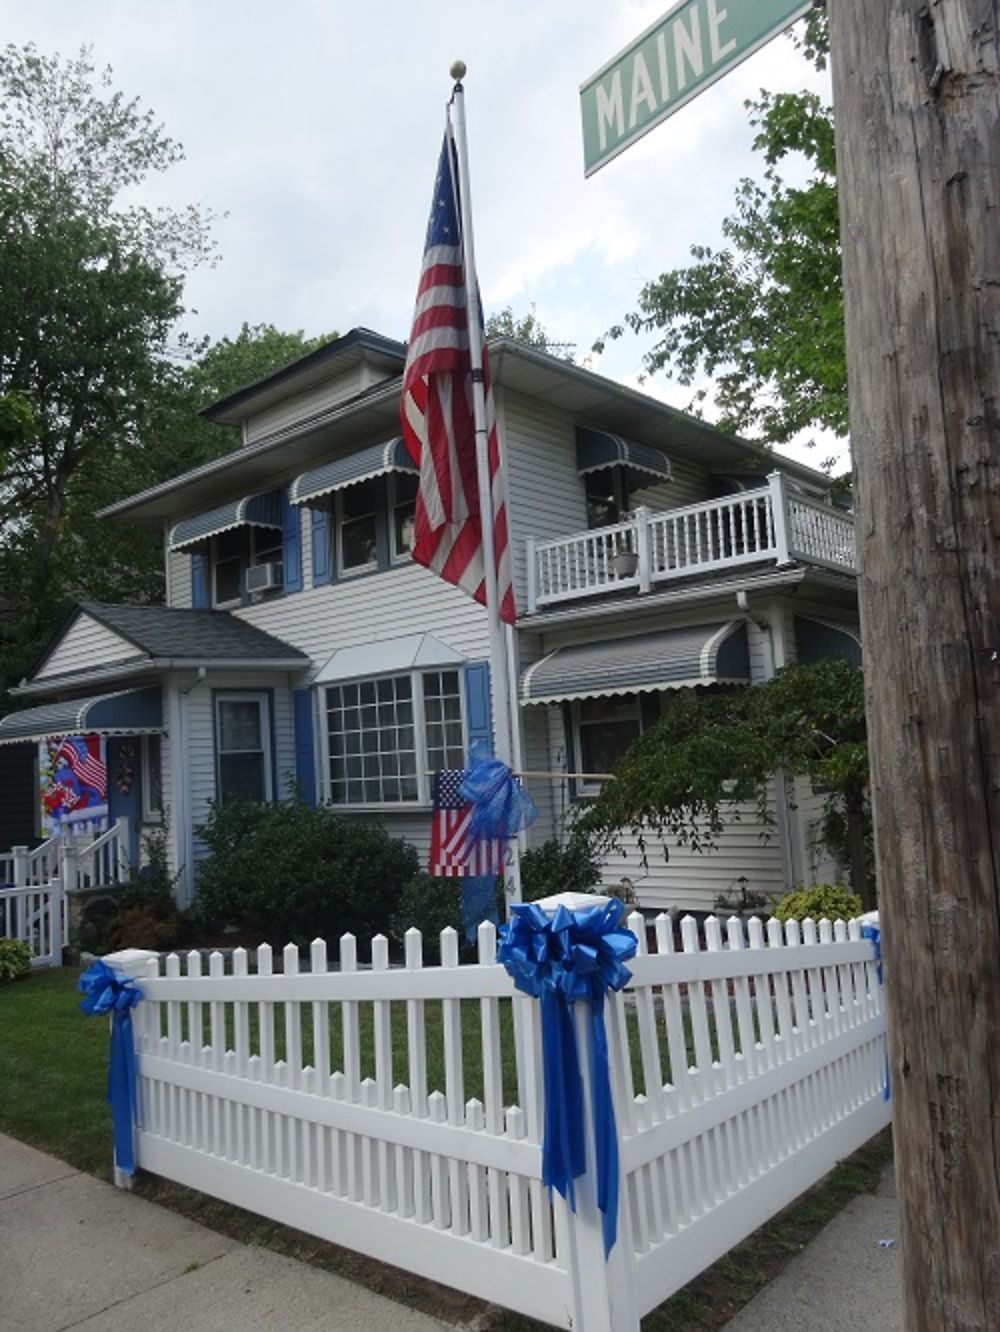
{"left": 106, "top": 737, "right": 141, "bottom": 864}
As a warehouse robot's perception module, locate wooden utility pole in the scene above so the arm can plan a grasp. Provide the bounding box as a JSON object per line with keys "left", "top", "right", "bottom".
{"left": 828, "top": 2, "right": 999, "bottom": 1326}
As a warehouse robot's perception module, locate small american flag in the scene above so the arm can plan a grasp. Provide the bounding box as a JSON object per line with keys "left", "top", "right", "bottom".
{"left": 429, "top": 769, "right": 504, "bottom": 878}
{"left": 400, "top": 121, "right": 515, "bottom": 624}
{"left": 55, "top": 735, "right": 107, "bottom": 800}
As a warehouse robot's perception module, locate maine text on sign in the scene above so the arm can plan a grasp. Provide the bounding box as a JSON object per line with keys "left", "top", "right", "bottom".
{"left": 580, "top": 0, "right": 812, "bottom": 176}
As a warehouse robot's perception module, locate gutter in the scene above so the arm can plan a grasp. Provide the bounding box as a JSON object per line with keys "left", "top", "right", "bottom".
{"left": 12, "top": 656, "right": 309, "bottom": 698}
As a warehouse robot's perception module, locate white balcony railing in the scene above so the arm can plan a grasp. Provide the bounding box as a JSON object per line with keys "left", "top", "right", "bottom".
{"left": 526, "top": 472, "right": 855, "bottom": 612}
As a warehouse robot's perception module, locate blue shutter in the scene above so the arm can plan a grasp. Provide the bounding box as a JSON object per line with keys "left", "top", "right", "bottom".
{"left": 463, "top": 660, "right": 493, "bottom": 760}
{"left": 293, "top": 689, "right": 317, "bottom": 806}
{"left": 282, "top": 491, "right": 302, "bottom": 593}
{"left": 191, "top": 551, "right": 208, "bottom": 608}
{"left": 311, "top": 506, "right": 331, "bottom": 586}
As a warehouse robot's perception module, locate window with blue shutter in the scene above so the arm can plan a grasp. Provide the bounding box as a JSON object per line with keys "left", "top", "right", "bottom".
{"left": 293, "top": 689, "right": 317, "bottom": 806}
{"left": 463, "top": 660, "right": 492, "bottom": 760}
{"left": 282, "top": 491, "right": 302, "bottom": 593}
{"left": 311, "top": 507, "right": 331, "bottom": 586}
{"left": 191, "top": 551, "right": 208, "bottom": 608}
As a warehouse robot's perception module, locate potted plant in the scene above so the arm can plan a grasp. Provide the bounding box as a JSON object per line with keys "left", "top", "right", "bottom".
{"left": 610, "top": 535, "right": 639, "bottom": 578}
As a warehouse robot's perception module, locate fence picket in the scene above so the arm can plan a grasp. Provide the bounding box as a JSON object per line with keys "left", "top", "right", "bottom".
{"left": 476, "top": 921, "right": 509, "bottom": 1249}
{"left": 440, "top": 927, "right": 468, "bottom": 1237}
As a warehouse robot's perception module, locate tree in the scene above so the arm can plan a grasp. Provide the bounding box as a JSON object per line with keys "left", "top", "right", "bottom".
{"left": 597, "top": 17, "right": 843, "bottom": 455}
{"left": 486, "top": 304, "right": 575, "bottom": 360}
{"left": 576, "top": 660, "right": 873, "bottom": 907}
{"left": 829, "top": 2, "right": 999, "bottom": 1323}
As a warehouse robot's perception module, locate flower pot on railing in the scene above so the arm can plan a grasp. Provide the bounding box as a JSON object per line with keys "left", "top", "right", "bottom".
{"left": 610, "top": 549, "right": 639, "bottom": 578}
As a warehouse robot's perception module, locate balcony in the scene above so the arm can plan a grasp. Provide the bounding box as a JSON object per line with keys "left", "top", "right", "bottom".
{"left": 525, "top": 472, "right": 855, "bottom": 613}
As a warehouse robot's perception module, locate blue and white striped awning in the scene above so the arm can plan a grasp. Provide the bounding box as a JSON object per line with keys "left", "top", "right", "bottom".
{"left": 290, "top": 438, "right": 416, "bottom": 506}
{"left": 576, "top": 427, "right": 672, "bottom": 485}
{"left": 521, "top": 622, "right": 749, "bottom": 705}
{"left": 795, "top": 616, "right": 862, "bottom": 667}
{"left": 168, "top": 491, "right": 283, "bottom": 552}
{"left": 0, "top": 687, "right": 163, "bottom": 745}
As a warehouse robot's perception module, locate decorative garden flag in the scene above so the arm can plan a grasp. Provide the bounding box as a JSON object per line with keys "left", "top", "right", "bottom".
{"left": 39, "top": 734, "right": 108, "bottom": 836}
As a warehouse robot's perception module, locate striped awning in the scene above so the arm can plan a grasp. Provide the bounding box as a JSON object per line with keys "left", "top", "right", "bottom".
{"left": 521, "top": 622, "right": 749, "bottom": 705}
{"left": 795, "top": 615, "right": 862, "bottom": 667}
{"left": 576, "top": 426, "right": 672, "bottom": 485}
{"left": 0, "top": 687, "right": 163, "bottom": 745}
{"left": 168, "top": 491, "right": 283, "bottom": 552}
{"left": 290, "top": 437, "right": 416, "bottom": 506}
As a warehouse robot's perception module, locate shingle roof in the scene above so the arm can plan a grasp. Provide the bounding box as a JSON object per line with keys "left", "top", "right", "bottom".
{"left": 79, "top": 602, "right": 308, "bottom": 663}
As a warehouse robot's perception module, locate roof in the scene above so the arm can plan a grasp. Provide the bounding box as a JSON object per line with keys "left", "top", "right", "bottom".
{"left": 98, "top": 333, "right": 837, "bottom": 529}
{"left": 18, "top": 602, "right": 308, "bottom": 696}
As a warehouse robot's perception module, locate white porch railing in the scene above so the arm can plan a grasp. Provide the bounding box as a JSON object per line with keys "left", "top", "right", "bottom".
{"left": 1, "top": 817, "right": 131, "bottom": 964}
{"left": 527, "top": 472, "right": 855, "bottom": 612}
{"left": 122, "top": 911, "right": 889, "bottom": 1331}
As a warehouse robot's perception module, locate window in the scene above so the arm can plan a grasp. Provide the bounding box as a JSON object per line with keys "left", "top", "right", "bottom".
{"left": 571, "top": 693, "right": 660, "bottom": 795}
{"left": 215, "top": 692, "right": 273, "bottom": 802}
{"left": 325, "top": 669, "right": 465, "bottom": 806}
{"left": 585, "top": 466, "right": 630, "bottom": 530}
{"left": 391, "top": 473, "right": 418, "bottom": 560}
{"left": 212, "top": 529, "right": 245, "bottom": 605}
{"left": 338, "top": 478, "right": 380, "bottom": 573}
{"left": 248, "top": 525, "right": 283, "bottom": 585}
{"left": 141, "top": 735, "right": 163, "bottom": 822}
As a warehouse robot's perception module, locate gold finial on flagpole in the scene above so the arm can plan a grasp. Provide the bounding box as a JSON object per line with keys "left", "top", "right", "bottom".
{"left": 450, "top": 60, "right": 467, "bottom": 83}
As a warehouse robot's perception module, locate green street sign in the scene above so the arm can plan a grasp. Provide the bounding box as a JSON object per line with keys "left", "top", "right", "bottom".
{"left": 581, "top": 0, "right": 812, "bottom": 176}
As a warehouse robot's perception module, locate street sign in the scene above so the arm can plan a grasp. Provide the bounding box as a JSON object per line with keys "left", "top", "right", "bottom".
{"left": 580, "top": 0, "right": 812, "bottom": 176}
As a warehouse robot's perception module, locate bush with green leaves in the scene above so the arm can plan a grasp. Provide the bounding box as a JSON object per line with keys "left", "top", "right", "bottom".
{"left": 194, "top": 798, "right": 418, "bottom": 947}
{"left": 773, "top": 883, "right": 863, "bottom": 924}
{"left": 0, "top": 937, "right": 32, "bottom": 981}
{"left": 518, "top": 836, "right": 603, "bottom": 903}
{"left": 77, "top": 831, "right": 187, "bottom": 955}
{"left": 390, "top": 874, "right": 465, "bottom": 961}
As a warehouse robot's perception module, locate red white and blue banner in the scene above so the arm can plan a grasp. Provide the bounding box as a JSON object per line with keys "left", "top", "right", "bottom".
{"left": 39, "top": 734, "right": 108, "bottom": 836}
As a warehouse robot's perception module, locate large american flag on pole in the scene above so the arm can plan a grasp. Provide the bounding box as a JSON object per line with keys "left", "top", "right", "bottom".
{"left": 428, "top": 768, "right": 505, "bottom": 877}
{"left": 400, "top": 123, "right": 515, "bottom": 624}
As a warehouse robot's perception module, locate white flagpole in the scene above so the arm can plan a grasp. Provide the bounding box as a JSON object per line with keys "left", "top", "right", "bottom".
{"left": 448, "top": 64, "right": 523, "bottom": 909}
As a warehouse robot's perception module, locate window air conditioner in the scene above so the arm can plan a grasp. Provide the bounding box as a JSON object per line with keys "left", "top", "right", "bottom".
{"left": 246, "top": 561, "right": 282, "bottom": 594}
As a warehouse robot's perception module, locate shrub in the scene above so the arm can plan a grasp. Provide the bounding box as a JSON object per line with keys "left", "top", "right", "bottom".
{"left": 390, "top": 874, "right": 464, "bottom": 962}
{"left": 194, "top": 798, "right": 418, "bottom": 947}
{"left": 518, "top": 836, "right": 603, "bottom": 903}
{"left": 77, "top": 831, "right": 187, "bottom": 955}
{"left": 0, "top": 937, "right": 32, "bottom": 982}
{"left": 773, "top": 883, "right": 863, "bottom": 924}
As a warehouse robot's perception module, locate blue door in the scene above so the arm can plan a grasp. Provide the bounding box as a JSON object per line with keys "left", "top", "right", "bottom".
{"left": 106, "top": 737, "right": 141, "bottom": 865}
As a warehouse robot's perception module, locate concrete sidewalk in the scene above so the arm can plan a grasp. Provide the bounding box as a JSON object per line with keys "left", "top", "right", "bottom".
{"left": 726, "top": 1164, "right": 904, "bottom": 1331}
{"left": 0, "top": 1134, "right": 450, "bottom": 1332}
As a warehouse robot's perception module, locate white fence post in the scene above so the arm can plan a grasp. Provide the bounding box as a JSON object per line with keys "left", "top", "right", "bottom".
{"left": 101, "top": 947, "right": 159, "bottom": 1188}
{"left": 768, "top": 471, "right": 793, "bottom": 565}
{"left": 12, "top": 845, "right": 28, "bottom": 891}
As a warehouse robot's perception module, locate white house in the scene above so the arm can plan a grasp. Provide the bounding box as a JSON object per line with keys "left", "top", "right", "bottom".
{"left": 0, "top": 329, "right": 860, "bottom": 913}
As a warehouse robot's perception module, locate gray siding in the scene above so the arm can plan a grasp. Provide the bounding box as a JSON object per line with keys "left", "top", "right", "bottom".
{"left": 167, "top": 549, "right": 191, "bottom": 609}
{"left": 35, "top": 614, "right": 141, "bottom": 680}
{"left": 245, "top": 368, "right": 372, "bottom": 444}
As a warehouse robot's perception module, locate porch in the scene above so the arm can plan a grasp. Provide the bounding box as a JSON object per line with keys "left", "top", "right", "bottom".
{"left": 525, "top": 472, "right": 855, "bottom": 614}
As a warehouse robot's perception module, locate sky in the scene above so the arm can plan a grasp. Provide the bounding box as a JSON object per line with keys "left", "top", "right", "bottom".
{"left": 3, "top": 1, "right": 840, "bottom": 469}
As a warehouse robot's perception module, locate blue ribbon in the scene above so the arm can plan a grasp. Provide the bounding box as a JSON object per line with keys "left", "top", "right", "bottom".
{"left": 498, "top": 897, "right": 636, "bottom": 1254}
{"left": 78, "top": 960, "right": 143, "bottom": 1174}
{"left": 459, "top": 742, "right": 537, "bottom": 874}
{"left": 861, "top": 923, "right": 890, "bottom": 1101}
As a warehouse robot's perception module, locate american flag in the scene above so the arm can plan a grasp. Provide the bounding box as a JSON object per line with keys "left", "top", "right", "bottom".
{"left": 54, "top": 735, "right": 107, "bottom": 800}
{"left": 429, "top": 768, "right": 505, "bottom": 878}
{"left": 400, "top": 122, "right": 515, "bottom": 625}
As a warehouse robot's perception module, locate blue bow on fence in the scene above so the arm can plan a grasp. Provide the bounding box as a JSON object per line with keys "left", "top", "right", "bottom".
{"left": 861, "top": 922, "right": 890, "bottom": 1102}
{"left": 497, "top": 897, "right": 636, "bottom": 1255}
{"left": 459, "top": 744, "right": 537, "bottom": 874}
{"left": 78, "top": 960, "right": 143, "bottom": 1175}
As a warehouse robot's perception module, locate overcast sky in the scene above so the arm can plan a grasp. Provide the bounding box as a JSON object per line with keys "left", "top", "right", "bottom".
{"left": 4, "top": 2, "right": 839, "bottom": 468}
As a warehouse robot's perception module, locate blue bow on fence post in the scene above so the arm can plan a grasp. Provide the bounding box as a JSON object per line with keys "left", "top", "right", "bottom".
{"left": 861, "top": 921, "right": 891, "bottom": 1102}
{"left": 497, "top": 896, "right": 637, "bottom": 1255}
{"left": 78, "top": 959, "right": 143, "bottom": 1176}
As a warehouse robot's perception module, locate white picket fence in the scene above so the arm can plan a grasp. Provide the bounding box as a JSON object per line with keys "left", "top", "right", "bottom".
{"left": 121, "top": 910, "right": 889, "bottom": 1330}
{"left": 0, "top": 818, "right": 130, "bottom": 965}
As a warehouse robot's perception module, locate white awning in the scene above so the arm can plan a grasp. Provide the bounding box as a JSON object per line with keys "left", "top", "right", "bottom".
{"left": 315, "top": 634, "right": 464, "bottom": 685}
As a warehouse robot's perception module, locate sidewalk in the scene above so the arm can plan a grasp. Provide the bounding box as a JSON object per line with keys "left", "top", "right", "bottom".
{"left": 726, "top": 1163, "right": 904, "bottom": 1331}
{"left": 0, "top": 1134, "right": 450, "bottom": 1332}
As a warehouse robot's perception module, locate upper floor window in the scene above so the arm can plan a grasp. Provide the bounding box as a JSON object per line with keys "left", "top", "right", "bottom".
{"left": 391, "top": 473, "right": 418, "bottom": 560}
{"left": 210, "top": 526, "right": 283, "bottom": 606}
{"left": 585, "top": 466, "right": 630, "bottom": 529}
{"left": 324, "top": 668, "right": 465, "bottom": 807}
{"left": 338, "top": 478, "right": 380, "bottom": 573}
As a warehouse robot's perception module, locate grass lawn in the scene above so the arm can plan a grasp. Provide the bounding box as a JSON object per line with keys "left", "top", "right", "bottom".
{"left": 0, "top": 967, "right": 894, "bottom": 1330}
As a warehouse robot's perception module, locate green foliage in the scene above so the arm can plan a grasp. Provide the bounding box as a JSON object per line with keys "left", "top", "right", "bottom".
{"left": 773, "top": 884, "right": 862, "bottom": 924}
{"left": 597, "top": 18, "right": 844, "bottom": 456}
{"left": 578, "top": 661, "right": 873, "bottom": 901}
{"left": 485, "top": 304, "right": 575, "bottom": 360}
{"left": 77, "top": 832, "right": 187, "bottom": 954}
{"left": 518, "top": 836, "right": 603, "bottom": 902}
{"left": 194, "top": 798, "right": 418, "bottom": 947}
{"left": 0, "top": 937, "right": 32, "bottom": 981}
{"left": 390, "top": 874, "right": 464, "bottom": 960}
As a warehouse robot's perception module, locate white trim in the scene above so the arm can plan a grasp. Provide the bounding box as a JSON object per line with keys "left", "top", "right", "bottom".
{"left": 140, "top": 734, "right": 164, "bottom": 824}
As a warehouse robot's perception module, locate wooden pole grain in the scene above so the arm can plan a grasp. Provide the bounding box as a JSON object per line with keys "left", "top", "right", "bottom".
{"left": 828, "top": 2, "right": 1000, "bottom": 1326}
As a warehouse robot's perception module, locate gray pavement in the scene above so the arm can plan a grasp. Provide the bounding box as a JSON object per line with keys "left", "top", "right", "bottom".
{"left": 0, "top": 1134, "right": 450, "bottom": 1332}
{"left": 726, "top": 1165, "right": 904, "bottom": 1331}
{"left": 1, "top": 1131, "right": 904, "bottom": 1331}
